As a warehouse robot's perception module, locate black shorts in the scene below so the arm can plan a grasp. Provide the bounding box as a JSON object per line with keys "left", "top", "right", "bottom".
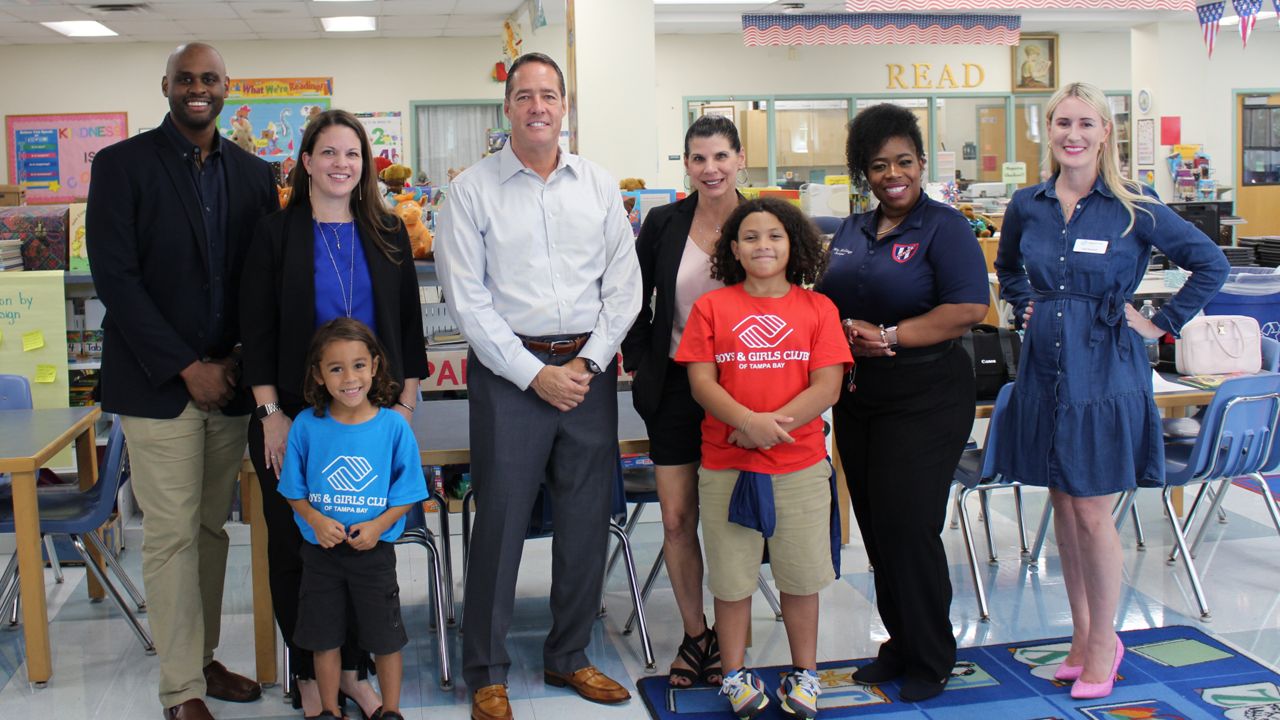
{"left": 643, "top": 359, "right": 704, "bottom": 466}
{"left": 294, "top": 541, "right": 406, "bottom": 656}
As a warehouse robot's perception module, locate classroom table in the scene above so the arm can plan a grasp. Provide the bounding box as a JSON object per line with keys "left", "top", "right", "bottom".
{"left": 0, "top": 406, "right": 101, "bottom": 687}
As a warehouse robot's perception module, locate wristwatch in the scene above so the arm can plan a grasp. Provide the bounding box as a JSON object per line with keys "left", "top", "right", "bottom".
{"left": 254, "top": 402, "right": 281, "bottom": 419}
{"left": 884, "top": 325, "right": 900, "bottom": 348}
{"left": 583, "top": 358, "right": 603, "bottom": 375}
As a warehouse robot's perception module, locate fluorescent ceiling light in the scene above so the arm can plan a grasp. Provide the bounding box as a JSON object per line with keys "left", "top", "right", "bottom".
{"left": 321, "top": 16, "right": 376, "bottom": 31}
{"left": 1220, "top": 10, "right": 1277, "bottom": 25}
{"left": 41, "top": 20, "right": 117, "bottom": 37}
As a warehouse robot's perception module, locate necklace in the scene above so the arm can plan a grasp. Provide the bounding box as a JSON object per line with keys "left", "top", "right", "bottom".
{"left": 315, "top": 220, "right": 355, "bottom": 318}
{"left": 876, "top": 217, "right": 904, "bottom": 237}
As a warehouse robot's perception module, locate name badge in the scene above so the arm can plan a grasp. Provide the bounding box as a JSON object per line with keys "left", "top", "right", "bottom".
{"left": 1073, "top": 238, "right": 1108, "bottom": 254}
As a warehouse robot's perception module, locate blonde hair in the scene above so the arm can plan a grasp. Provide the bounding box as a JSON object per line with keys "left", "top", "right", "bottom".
{"left": 1045, "top": 82, "right": 1156, "bottom": 235}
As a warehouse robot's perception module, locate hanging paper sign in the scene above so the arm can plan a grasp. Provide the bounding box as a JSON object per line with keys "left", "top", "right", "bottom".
{"left": 355, "top": 112, "right": 404, "bottom": 165}
{"left": 5, "top": 112, "right": 129, "bottom": 204}
{"left": 742, "top": 13, "right": 1021, "bottom": 46}
{"left": 846, "top": 0, "right": 1194, "bottom": 7}
{"left": 1233, "top": 0, "right": 1263, "bottom": 46}
{"left": 227, "top": 77, "right": 332, "bottom": 98}
{"left": 1161, "top": 116, "right": 1182, "bottom": 145}
{"left": 1173, "top": 144, "right": 1201, "bottom": 162}
{"left": 1197, "top": 1, "right": 1225, "bottom": 57}
{"left": 1001, "top": 162, "right": 1027, "bottom": 185}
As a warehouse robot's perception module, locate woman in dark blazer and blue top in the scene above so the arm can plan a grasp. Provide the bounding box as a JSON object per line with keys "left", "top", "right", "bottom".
{"left": 240, "top": 109, "right": 427, "bottom": 719}
{"left": 621, "top": 114, "right": 745, "bottom": 688}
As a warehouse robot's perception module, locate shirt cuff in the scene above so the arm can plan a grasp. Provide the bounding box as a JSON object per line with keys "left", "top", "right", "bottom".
{"left": 578, "top": 337, "right": 611, "bottom": 372}
{"left": 505, "top": 352, "right": 546, "bottom": 392}
{"left": 1152, "top": 311, "right": 1179, "bottom": 338}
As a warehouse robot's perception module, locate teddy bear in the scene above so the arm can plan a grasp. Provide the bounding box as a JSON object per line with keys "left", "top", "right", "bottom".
{"left": 619, "top": 177, "right": 646, "bottom": 191}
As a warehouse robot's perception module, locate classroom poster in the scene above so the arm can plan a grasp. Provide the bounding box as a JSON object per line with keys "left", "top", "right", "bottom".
{"left": 0, "top": 270, "right": 69, "bottom": 410}
{"left": 5, "top": 112, "right": 129, "bottom": 204}
{"left": 355, "top": 112, "right": 404, "bottom": 165}
{"left": 217, "top": 77, "right": 333, "bottom": 162}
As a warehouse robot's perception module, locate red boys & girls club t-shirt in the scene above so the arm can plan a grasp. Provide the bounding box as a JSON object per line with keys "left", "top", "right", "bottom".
{"left": 675, "top": 284, "right": 853, "bottom": 474}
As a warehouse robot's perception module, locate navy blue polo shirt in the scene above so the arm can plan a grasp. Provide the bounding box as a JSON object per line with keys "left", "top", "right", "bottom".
{"left": 816, "top": 193, "right": 989, "bottom": 326}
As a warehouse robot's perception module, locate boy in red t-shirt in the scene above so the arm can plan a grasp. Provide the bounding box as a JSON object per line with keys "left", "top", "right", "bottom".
{"left": 676, "top": 198, "right": 852, "bottom": 720}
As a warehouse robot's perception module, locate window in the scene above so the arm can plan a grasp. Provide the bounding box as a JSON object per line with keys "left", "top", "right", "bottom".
{"left": 413, "top": 102, "right": 504, "bottom": 187}
{"left": 1242, "top": 105, "right": 1280, "bottom": 186}
{"left": 773, "top": 99, "right": 849, "bottom": 187}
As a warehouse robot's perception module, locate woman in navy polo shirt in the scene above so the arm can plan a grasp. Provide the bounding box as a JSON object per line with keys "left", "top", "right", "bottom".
{"left": 816, "top": 103, "right": 988, "bottom": 702}
{"left": 993, "top": 83, "right": 1226, "bottom": 700}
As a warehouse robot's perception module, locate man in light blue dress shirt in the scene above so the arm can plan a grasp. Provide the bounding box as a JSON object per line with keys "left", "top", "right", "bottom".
{"left": 436, "top": 52, "right": 642, "bottom": 720}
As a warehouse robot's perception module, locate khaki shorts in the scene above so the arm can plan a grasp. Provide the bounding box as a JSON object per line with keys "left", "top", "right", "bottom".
{"left": 699, "top": 460, "right": 835, "bottom": 602}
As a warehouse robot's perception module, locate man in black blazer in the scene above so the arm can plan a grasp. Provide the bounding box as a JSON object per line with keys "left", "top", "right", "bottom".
{"left": 86, "top": 42, "right": 277, "bottom": 720}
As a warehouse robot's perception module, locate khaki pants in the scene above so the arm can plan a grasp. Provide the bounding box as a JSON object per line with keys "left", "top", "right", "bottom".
{"left": 120, "top": 403, "right": 249, "bottom": 708}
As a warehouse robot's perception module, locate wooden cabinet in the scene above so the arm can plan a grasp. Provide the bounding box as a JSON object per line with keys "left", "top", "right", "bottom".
{"left": 740, "top": 108, "right": 848, "bottom": 169}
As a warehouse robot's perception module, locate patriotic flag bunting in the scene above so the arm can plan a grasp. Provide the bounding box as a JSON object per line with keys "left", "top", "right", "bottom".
{"left": 1233, "top": 0, "right": 1262, "bottom": 46}
{"left": 742, "top": 13, "right": 1021, "bottom": 46}
{"left": 846, "top": 0, "right": 1194, "bottom": 9}
{"left": 1197, "top": 1, "right": 1224, "bottom": 56}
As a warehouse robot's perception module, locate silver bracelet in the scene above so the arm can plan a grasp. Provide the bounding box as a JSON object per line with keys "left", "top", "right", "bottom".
{"left": 396, "top": 401, "right": 416, "bottom": 412}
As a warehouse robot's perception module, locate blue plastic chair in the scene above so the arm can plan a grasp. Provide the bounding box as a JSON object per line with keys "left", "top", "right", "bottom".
{"left": 0, "top": 421, "right": 155, "bottom": 653}
{"left": 460, "top": 455, "right": 657, "bottom": 670}
{"left": 952, "top": 382, "right": 1021, "bottom": 621}
{"left": 397, "top": 492, "right": 453, "bottom": 689}
{"left": 1149, "top": 373, "right": 1280, "bottom": 620}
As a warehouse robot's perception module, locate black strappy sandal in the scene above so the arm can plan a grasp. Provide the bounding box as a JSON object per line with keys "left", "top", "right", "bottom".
{"left": 701, "top": 624, "right": 723, "bottom": 686}
{"left": 668, "top": 627, "right": 708, "bottom": 688}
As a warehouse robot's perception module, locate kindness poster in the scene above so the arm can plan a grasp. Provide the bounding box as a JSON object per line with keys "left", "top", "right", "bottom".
{"left": 5, "top": 112, "right": 129, "bottom": 204}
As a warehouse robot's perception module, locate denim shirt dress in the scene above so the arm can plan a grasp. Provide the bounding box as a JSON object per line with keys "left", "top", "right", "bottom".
{"left": 993, "top": 176, "right": 1229, "bottom": 496}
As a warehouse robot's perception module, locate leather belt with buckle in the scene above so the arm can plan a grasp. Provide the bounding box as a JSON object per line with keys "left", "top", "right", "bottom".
{"left": 519, "top": 334, "right": 589, "bottom": 356}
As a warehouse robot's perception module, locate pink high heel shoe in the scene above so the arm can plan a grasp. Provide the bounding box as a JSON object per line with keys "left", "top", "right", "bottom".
{"left": 1070, "top": 637, "right": 1124, "bottom": 700}
{"left": 1053, "top": 661, "right": 1083, "bottom": 682}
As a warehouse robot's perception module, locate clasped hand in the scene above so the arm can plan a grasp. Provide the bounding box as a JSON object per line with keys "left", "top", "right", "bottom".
{"left": 843, "top": 318, "right": 895, "bottom": 358}
{"left": 308, "top": 514, "right": 383, "bottom": 551}
{"left": 181, "top": 358, "right": 237, "bottom": 411}
{"left": 727, "top": 411, "right": 795, "bottom": 451}
{"left": 530, "top": 358, "right": 593, "bottom": 412}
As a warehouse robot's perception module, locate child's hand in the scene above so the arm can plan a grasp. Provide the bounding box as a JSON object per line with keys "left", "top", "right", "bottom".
{"left": 309, "top": 515, "right": 348, "bottom": 549}
{"left": 346, "top": 519, "right": 384, "bottom": 551}
{"left": 742, "top": 412, "right": 796, "bottom": 451}
{"left": 727, "top": 429, "right": 758, "bottom": 449}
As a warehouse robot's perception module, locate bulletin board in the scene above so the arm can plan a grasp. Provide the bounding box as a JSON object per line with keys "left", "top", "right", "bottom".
{"left": 355, "top": 111, "right": 404, "bottom": 165}
{"left": 5, "top": 112, "right": 129, "bottom": 204}
{"left": 0, "top": 270, "right": 69, "bottom": 410}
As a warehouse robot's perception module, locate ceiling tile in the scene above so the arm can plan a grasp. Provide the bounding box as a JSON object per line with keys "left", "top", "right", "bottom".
{"left": 0, "top": 5, "right": 90, "bottom": 22}
{"left": 231, "top": 2, "right": 311, "bottom": 19}
{"left": 380, "top": 0, "right": 456, "bottom": 15}
{"left": 144, "top": 3, "right": 240, "bottom": 20}
{"left": 176, "top": 17, "right": 253, "bottom": 33}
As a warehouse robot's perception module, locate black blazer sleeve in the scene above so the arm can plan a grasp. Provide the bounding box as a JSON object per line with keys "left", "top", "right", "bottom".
{"left": 621, "top": 207, "right": 667, "bottom": 373}
{"left": 391, "top": 222, "right": 429, "bottom": 380}
{"left": 239, "top": 212, "right": 283, "bottom": 389}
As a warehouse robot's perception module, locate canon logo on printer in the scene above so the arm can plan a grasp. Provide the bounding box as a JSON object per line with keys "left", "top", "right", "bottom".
{"left": 980, "top": 359, "right": 997, "bottom": 364}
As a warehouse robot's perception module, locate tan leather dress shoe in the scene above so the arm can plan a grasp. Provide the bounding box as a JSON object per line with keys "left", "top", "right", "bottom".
{"left": 544, "top": 666, "right": 631, "bottom": 704}
{"left": 162, "top": 698, "right": 214, "bottom": 720}
{"left": 472, "top": 684, "right": 514, "bottom": 720}
{"left": 203, "top": 660, "right": 263, "bottom": 703}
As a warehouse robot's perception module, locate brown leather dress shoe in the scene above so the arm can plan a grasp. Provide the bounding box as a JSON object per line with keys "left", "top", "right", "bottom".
{"left": 544, "top": 666, "right": 631, "bottom": 704}
{"left": 163, "top": 698, "right": 215, "bottom": 720}
{"left": 471, "top": 684, "right": 514, "bottom": 720}
{"left": 202, "top": 660, "right": 263, "bottom": 703}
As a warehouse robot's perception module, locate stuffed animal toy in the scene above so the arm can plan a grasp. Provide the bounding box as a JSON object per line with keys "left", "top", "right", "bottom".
{"left": 619, "top": 177, "right": 646, "bottom": 191}
{"left": 394, "top": 193, "right": 433, "bottom": 259}
{"left": 379, "top": 164, "right": 412, "bottom": 195}
{"left": 959, "top": 205, "right": 995, "bottom": 238}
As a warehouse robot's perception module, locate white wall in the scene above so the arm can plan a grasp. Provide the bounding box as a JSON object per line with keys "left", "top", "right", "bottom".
{"left": 1131, "top": 21, "right": 1280, "bottom": 201}
{"left": 0, "top": 28, "right": 566, "bottom": 183}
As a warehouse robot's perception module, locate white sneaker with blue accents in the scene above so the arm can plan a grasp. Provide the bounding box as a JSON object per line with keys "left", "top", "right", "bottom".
{"left": 720, "top": 669, "right": 769, "bottom": 720}
{"left": 777, "top": 669, "right": 822, "bottom": 718}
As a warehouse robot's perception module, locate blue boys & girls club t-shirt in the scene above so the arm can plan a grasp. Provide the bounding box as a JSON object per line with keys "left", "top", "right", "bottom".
{"left": 278, "top": 408, "right": 428, "bottom": 545}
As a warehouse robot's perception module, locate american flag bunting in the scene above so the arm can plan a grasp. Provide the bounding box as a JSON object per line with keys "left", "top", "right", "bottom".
{"left": 1233, "top": 0, "right": 1262, "bottom": 46}
{"left": 1197, "top": 1, "right": 1224, "bottom": 56}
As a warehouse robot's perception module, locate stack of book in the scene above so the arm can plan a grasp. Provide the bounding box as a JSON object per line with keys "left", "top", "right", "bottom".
{"left": 0, "top": 235, "right": 21, "bottom": 271}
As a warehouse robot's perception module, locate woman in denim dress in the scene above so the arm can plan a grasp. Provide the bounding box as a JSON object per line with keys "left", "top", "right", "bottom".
{"left": 994, "top": 83, "right": 1228, "bottom": 700}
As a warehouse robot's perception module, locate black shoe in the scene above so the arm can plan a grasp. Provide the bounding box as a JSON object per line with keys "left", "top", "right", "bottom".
{"left": 899, "top": 676, "right": 948, "bottom": 702}
{"left": 851, "top": 658, "right": 905, "bottom": 685}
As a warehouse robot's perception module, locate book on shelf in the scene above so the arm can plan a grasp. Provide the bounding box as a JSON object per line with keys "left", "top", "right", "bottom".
{"left": 427, "top": 329, "right": 466, "bottom": 348}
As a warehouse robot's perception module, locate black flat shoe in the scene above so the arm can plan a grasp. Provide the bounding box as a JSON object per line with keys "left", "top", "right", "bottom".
{"left": 899, "top": 676, "right": 948, "bottom": 702}
{"left": 852, "top": 658, "right": 906, "bottom": 685}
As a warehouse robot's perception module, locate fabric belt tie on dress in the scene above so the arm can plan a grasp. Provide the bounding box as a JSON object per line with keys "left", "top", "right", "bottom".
{"left": 1037, "top": 288, "right": 1131, "bottom": 360}
{"left": 518, "top": 333, "right": 590, "bottom": 356}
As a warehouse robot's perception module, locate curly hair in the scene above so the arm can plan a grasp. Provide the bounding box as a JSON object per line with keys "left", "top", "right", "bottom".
{"left": 710, "top": 198, "right": 828, "bottom": 286}
{"left": 303, "top": 318, "right": 401, "bottom": 416}
{"left": 845, "top": 103, "right": 926, "bottom": 192}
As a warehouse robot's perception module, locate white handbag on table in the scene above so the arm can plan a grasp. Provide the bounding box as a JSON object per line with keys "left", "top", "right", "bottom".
{"left": 1174, "top": 315, "right": 1262, "bottom": 375}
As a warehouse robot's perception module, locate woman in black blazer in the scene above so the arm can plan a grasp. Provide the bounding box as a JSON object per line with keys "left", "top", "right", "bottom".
{"left": 620, "top": 114, "right": 745, "bottom": 688}
{"left": 240, "top": 109, "right": 427, "bottom": 718}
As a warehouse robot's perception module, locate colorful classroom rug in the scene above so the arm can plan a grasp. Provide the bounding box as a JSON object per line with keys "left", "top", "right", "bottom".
{"left": 637, "top": 625, "right": 1280, "bottom": 720}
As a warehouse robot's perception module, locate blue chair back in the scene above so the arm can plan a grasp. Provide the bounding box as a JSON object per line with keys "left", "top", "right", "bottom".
{"left": 1262, "top": 336, "right": 1280, "bottom": 372}
{"left": 1166, "top": 374, "right": 1280, "bottom": 486}
{"left": 978, "top": 383, "right": 1016, "bottom": 482}
{"left": 0, "top": 374, "right": 32, "bottom": 410}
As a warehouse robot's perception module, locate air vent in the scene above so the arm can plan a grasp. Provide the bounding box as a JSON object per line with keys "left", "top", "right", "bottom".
{"left": 86, "top": 3, "right": 152, "bottom": 15}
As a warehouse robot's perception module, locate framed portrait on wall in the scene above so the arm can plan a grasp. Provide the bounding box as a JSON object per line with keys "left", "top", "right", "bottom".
{"left": 1011, "top": 34, "right": 1058, "bottom": 93}
{"left": 700, "top": 105, "right": 735, "bottom": 124}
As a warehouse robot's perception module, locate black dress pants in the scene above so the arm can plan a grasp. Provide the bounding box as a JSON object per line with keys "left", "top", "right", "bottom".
{"left": 248, "top": 400, "right": 368, "bottom": 681}
{"left": 832, "top": 344, "right": 973, "bottom": 683}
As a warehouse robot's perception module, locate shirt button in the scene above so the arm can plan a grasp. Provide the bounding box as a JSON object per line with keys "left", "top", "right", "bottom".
{"left": 1059, "top": 284, "right": 1065, "bottom": 290}
{"left": 1056, "top": 342, "right": 1061, "bottom": 347}
{"left": 1061, "top": 230, "right": 1066, "bottom": 235}
{"left": 1057, "top": 312, "right": 1063, "bottom": 317}
{"left": 1059, "top": 256, "right": 1065, "bottom": 261}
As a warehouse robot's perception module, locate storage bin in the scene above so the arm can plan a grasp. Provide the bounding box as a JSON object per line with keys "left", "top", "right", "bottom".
{"left": 1204, "top": 267, "right": 1280, "bottom": 339}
